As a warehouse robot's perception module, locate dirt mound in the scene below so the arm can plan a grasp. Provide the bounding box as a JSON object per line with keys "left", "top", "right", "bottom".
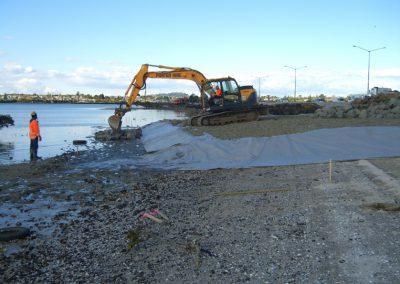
{"left": 0, "top": 114, "right": 14, "bottom": 128}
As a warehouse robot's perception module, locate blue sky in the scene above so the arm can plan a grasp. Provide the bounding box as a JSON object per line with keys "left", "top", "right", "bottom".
{"left": 0, "top": 0, "right": 399, "bottom": 97}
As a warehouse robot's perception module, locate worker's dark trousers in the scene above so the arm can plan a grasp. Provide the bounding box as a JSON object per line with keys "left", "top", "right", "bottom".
{"left": 30, "top": 137, "right": 39, "bottom": 161}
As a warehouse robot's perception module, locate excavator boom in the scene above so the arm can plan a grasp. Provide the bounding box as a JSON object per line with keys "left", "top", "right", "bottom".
{"left": 108, "top": 64, "right": 208, "bottom": 131}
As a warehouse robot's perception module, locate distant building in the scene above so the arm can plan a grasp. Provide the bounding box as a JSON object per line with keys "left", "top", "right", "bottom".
{"left": 347, "top": 94, "right": 366, "bottom": 101}
{"left": 370, "top": 87, "right": 392, "bottom": 96}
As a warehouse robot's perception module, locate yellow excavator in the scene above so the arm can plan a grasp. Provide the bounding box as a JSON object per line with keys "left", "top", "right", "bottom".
{"left": 108, "top": 64, "right": 260, "bottom": 132}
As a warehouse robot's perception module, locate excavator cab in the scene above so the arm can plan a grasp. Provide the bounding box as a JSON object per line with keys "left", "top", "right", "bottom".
{"left": 204, "top": 78, "right": 257, "bottom": 112}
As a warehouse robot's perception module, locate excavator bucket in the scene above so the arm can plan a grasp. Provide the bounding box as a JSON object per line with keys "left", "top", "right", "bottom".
{"left": 108, "top": 114, "right": 122, "bottom": 132}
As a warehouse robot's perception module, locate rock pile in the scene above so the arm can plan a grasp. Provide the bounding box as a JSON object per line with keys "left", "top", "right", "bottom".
{"left": 95, "top": 128, "right": 142, "bottom": 141}
{"left": 315, "top": 92, "right": 400, "bottom": 118}
{"left": 0, "top": 114, "right": 14, "bottom": 128}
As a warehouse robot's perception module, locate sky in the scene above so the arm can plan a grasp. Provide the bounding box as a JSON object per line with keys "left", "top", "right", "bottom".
{"left": 0, "top": 0, "right": 399, "bottom": 97}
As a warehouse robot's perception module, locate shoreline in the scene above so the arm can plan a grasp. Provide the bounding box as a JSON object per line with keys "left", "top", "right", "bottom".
{"left": 1, "top": 117, "right": 400, "bottom": 282}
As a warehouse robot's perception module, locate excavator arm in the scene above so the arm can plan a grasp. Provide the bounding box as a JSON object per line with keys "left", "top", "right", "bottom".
{"left": 108, "top": 64, "right": 208, "bottom": 131}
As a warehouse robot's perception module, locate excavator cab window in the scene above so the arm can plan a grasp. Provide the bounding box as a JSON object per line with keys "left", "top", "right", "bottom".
{"left": 221, "top": 79, "right": 240, "bottom": 102}
{"left": 221, "top": 80, "right": 239, "bottom": 94}
{"left": 203, "top": 79, "right": 241, "bottom": 106}
{"left": 204, "top": 82, "right": 222, "bottom": 96}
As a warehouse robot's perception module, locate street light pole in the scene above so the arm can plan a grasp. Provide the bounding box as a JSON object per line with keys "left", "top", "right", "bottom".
{"left": 255, "top": 75, "right": 269, "bottom": 98}
{"left": 353, "top": 45, "right": 386, "bottom": 95}
{"left": 294, "top": 69, "right": 297, "bottom": 98}
{"left": 284, "top": 65, "right": 307, "bottom": 98}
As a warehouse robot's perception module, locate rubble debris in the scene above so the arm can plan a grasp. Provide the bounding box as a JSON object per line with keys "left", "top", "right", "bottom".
{"left": 151, "top": 208, "right": 170, "bottom": 221}
{"left": 72, "top": 140, "right": 87, "bottom": 155}
{"left": 95, "top": 128, "right": 142, "bottom": 141}
{"left": 140, "top": 212, "right": 163, "bottom": 223}
{"left": 185, "top": 239, "right": 201, "bottom": 268}
{"left": 126, "top": 228, "right": 142, "bottom": 250}
{"left": 72, "top": 140, "right": 87, "bottom": 146}
{"left": 362, "top": 203, "right": 400, "bottom": 212}
{"left": 0, "top": 227, "right": 31, "bottom": 242}
{"left": 315, "top": 92, "right": 400, "bottom": 118}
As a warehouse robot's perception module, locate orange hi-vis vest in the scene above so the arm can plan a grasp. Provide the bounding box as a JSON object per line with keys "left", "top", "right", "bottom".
{"left": 29, "top": 119, "right": 40, "bottom": 139}
{"left": 216, "top": 88, "right": 222, "bottom": 97}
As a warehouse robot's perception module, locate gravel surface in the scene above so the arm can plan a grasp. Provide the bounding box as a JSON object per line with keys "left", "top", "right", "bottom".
{"left": 186, "top": 115, "right": 400, "bottom": 139}
{"left": 1, "top": 137, "right": 400, "bottom": 282}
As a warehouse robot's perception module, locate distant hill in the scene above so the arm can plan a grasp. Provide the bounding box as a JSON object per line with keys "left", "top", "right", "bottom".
{"left": 151, "top": 92, "right": 189, "bottom": 97}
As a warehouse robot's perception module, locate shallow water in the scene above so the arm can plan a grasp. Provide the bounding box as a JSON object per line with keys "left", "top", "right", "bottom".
{"left": 0, "top": 103, "right": 185, "bottom": 164}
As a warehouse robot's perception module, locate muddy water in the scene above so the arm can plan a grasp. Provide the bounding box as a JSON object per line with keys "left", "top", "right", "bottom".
{"left": 0, "top": 103, "right": 186, "bottom": 164}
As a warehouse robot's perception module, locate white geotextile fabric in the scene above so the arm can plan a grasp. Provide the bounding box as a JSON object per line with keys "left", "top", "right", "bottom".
{"left": 140, "top": 122, "right": 400, "bottom": 170}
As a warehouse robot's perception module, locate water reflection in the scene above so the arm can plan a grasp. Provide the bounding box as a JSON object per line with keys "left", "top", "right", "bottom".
{"left": 0, "top": 142, "right": 14, "bottom": 161}
{"left": 0, "top": 104, "right": 185, "bottom": 164}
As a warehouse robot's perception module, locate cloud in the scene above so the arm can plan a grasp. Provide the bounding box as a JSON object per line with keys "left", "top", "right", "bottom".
{"left": 1, "top": 62, "right": 399, "bottom": 96}
{"left": 0, "top": 50, "right": 6, "bottom": 56}
{"left": 24, "top": 66, "right": 35, "bottom": 73}
{"left": 17, "top": 78, "right": 38, "bottom": 87}
{"left": 65, "top": 57, "right": 78, "bottom": 62}
{"left": 2, "top": 35, "right": 13, "bottom": 40}
{"left": 96, "top": 60, "right": 121, "bottom": 66}
{"left": 0, "top": 62, "right": 45, "bottom": 93}
{"left": 374, "top": 68, "right": 400, "bottom": 79}
{"left": 47, "top": 69, "right": 62, "bottom": 78}
{"left": 229, "top": 68, "right": 400, "bottom": 96}
{"left": 3, "top": 62, "right": 25, "bottom": 74}
{"left": 65, "top": 66, "right": 131, "bottom": 89}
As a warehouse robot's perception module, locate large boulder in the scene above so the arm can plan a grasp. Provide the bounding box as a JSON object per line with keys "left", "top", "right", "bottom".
{"left": 333, "top": 106, "right": 345, "bottom": 118}
{"left": 314, "top": 109, "right": 324, "bottom": 117}
{"left": 391, "top": 106, "right": 400, "bottom": 115}
{"left": 359, "top": 109, "right": 368, "bottom": 119}
{"left": 389, "top": 98, "right": 400, "bottom": 108}
{"left": 314, "top": 108, "right": 329, "bottom": 118}
{"left": 344, "top": 109, "right": 358, "bottom": 118}
{"left": 368, "top": 105, "right": 377, "bottom": 115}
{"left": 343, "top": 104, "right": 353, "bottom": 112}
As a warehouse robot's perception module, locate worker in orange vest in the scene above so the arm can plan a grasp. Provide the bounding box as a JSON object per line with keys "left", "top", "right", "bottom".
{"left": 215, "top": 85, "right": 222, "bottom": 97}
{"left": 29, "top": 111, "right": 42, "bottom": 161}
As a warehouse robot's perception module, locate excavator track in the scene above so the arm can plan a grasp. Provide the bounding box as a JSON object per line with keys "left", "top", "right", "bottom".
{"left": 191, "top": 109, "right": 259, "bottom": 126}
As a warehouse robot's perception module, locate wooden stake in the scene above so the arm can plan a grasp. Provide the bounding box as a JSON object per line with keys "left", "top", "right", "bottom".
{"left": 329, "top": 159, "right": 332, "bottom": 182}
{"left": 142, "top": 213, "right": 163, "bottom": 223}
